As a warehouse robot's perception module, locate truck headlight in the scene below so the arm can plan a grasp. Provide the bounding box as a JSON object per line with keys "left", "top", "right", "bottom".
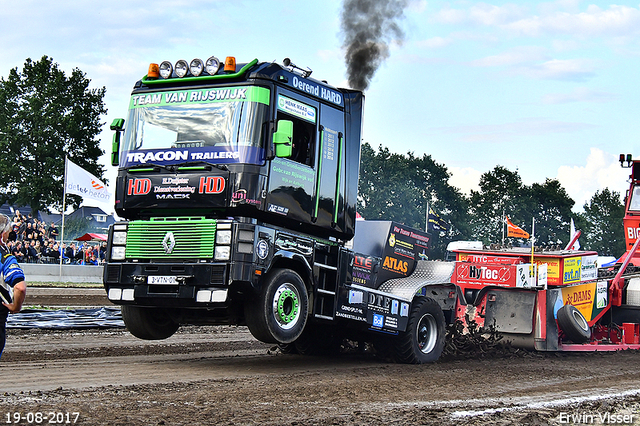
{"left": 214, "top": 246, "right": 230, "bottom": 261}
{"left": 111, "top": 246, "right": 126, "bottom": 260}
{"left": 216, "top": 230, "right": 232, "bottom": 245}
{"left": 112, "top": 231, "right": 127, "bottom": 245}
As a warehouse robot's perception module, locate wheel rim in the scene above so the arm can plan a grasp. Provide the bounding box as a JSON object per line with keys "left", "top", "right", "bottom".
{"left": 272, "top": 283, "right": 301, "bottom": 330}
{"left": 572, "top": 309, "right": 589, "bottom": 332}
{"left": 416, "top": 313, "right": 438, "bottom": 354}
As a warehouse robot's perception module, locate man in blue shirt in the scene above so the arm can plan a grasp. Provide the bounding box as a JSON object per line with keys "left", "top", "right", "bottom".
{"left": 0, "top": 213, "right": 26, "bottom": 360}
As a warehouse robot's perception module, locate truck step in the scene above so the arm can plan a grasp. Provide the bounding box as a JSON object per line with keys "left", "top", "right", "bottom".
{"left": 314, "top": 314, "right": 334, "bottom": 321}
{"left": 315, "top": 262, "right": 338, "bottom": 271}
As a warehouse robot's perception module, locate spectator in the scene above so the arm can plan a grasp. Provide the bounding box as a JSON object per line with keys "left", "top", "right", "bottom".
{"left": 11, "top": 241, "right": 25, "bottom": 263}
{"left": 26, "top": 240, "right": 39, "bottom": 263}
{"left": 47, "top": 222, "right": 59, "bottom": 240}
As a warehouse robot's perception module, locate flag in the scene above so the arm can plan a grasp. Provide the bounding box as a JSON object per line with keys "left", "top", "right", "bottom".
{"left": 427, "top": 207, "right": 449, "bottom": 232}
{"left": 570, "top": 218, "right": 580, "bottom": 250}
{"left": 65, "top": 158, "right": 111, "bottom": 204}
{"left": 506, "top": 216, "right": 530, "bottom": 239}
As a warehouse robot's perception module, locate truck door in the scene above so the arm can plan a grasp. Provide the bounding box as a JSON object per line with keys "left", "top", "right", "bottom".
{"left": 266, "top": 91, "right": 347, "bottom": 236}
{"left": 266, "top": 91, "right": 319, "bottom": 224}
{"left": 314, "top": 104, "right": 346, "bottom": 232}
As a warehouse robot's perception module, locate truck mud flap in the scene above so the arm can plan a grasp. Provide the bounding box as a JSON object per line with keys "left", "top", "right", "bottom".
{"left": 485, "top": 289, "right": 536, "bottom": 334}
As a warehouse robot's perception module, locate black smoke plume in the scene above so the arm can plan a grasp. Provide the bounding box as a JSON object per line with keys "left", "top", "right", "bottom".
{"left": 341, "top": 0, "right": 407, "bottom": 91}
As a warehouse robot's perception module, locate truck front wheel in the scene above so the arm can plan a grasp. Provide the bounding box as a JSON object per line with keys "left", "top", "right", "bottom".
{"left": 121, "top": 305, "right": 179, "bottom": 340}
{"left": 394, "top": 297, "right": 446, "bottom": 364}
{"left": 246, "top": 268, "right": 309, "bottom": 344}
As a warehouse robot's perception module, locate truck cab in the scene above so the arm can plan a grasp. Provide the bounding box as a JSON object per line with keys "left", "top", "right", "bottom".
{"left": 104, "top": 56, "right": 363, "bottom": 344}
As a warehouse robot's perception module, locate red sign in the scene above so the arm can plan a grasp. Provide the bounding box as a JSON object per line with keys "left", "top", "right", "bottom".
{"left": 454, "top": 262, "right": 517, "bottom": 288}
{"left": 127, "top": 178, "right": 152, "bottom": 195}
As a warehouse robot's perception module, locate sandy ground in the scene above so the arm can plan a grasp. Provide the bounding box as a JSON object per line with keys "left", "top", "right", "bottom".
{"left": 1, "top": 289, "right": 640, "bottom": 425}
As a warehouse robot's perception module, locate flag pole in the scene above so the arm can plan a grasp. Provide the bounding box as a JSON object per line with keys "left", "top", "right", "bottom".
{"left": 530, "top": 217, "right": 535, "bottom": 261}
{"left": 530, "top": 217, "right": 536, "bottom": 287}
{"left": 425, "top": 201, "right": 429, "bottom": 232}
{"left": 502, "top": 209, "right": 505, "bottom": 245}
{"left": 59, "top": 156, "right": 68, "bottom": 282}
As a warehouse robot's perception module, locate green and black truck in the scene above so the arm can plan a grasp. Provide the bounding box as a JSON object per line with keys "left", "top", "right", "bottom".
{"left": 104, "top": 55, "right": 455, "bottom": 363}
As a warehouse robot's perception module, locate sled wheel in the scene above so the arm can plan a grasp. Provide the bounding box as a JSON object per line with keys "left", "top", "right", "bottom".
{"left": 395, "top": 297, "right": 446, "bottom": 364}
{"left": 557, "top": 304, "right": 591, "bottom": 343}
{"left": 121, "top": 305, "right": 179, "bottom": 340}
{"left": 245, "top": 268, "right": 308, "bottom": 344}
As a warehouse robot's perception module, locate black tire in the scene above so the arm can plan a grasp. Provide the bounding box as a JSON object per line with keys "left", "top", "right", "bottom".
{"left": 557, "top": 304, "right": 591, "bottom": 343}
{"left": 245, "top": 268, "right": 309, "bottom": 344}
{"left": 121, "top": 305, "right": 179, "bottom": 340}
{"left": 394, "top": 297, "right": 446, "bottom": 364}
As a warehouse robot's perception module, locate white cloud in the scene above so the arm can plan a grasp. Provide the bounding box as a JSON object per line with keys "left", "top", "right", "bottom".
{"left": 436, "top": 118, "right": 598, "bottom": 143}
{"left": 504, "top": 4, "right": 640, "bottom": 38}
{"left": 542, "top": 87, "right": 618, "bottom": 104}
{"left": 470, "top": 45, "right": 548, "bottom": 67}
{"left": 432, "top": 2, "right": 640, "bottom": 41}
{"left": 419, "top": 36, "right": 453, "bottom": 49}
{"left": 448, "top": 166, "right": 482, "bottom": 195}
{"left": 433, "top": 3, "right": 528, "bottom": 26}
{"left": 556, "top": 148, "right": 628, "bottom": 210}
{"left": 513, "top": 58, "right": 596, "bottom": 81}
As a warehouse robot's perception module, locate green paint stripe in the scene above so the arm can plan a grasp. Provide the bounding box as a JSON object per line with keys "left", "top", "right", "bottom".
{"left": 142, "top": 59, "right": 259, "bottom": 85}
{"left": 333, "top": 134, "right": 343, "bottom": 222}
{"left": 129, "top": 86, "right": 270, "bottom": 109}
{"left": 314, "top": 128, "right": 324, "bottom": 218}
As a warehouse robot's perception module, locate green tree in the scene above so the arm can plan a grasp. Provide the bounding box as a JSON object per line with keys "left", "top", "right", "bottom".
{"left": 527, "top": 178, "right": 575, "bottom": 246}
{"left": 468, "top": 166, "right": 527, "bottom": 244}
{"left": 469, "top": 167, "right": 575, "bottom": 246}
{"left": 357, "top": 143, "right": 471, "bottom": 258}
{"left": 577, "top": 189, "right": 625, "bottom": 256}
{"left": 0, "top": 56, "right": 107, "bottom": 215}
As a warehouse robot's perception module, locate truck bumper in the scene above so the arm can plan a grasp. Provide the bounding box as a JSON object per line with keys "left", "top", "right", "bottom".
{"left": 103, "top": 261, "right": 256, "bottom": 307}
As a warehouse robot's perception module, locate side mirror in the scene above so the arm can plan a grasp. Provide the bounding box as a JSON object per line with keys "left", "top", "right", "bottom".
{"left": 110, "top": 118, "right": 125, "bottom": 166}
{"left": 273, "top": 120, "right": 293, "bottom": 158}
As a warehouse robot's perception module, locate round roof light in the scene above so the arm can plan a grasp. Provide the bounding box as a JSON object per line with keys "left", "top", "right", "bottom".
{"left": 175, "top": 60, "right": 188, "bottom": 78}
{"left": 190, "top": 58, "right": 204, "bottom": 77}
{"left": 205, "top": 56, "right": 220, "bottom": 75}
{"left": 159, "top": 61, "right": 173, "bottom": 79}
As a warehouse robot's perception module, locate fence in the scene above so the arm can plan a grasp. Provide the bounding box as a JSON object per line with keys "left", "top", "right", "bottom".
{"left": 21, "top": 263, "right": 104, "bottom": 284}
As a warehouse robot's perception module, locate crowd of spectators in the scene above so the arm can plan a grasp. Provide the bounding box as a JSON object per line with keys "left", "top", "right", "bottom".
{"left": 5, "top": 210, "right": 106, "bottom": 265}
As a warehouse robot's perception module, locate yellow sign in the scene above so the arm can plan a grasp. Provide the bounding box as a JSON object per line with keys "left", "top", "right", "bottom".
{"left": 561, "top": 282, "right": 596, "bottom": 321}
{"left": 534, "top": 258, "right": 560, "bottom": 285}
{"left": 563, "top": 257, "right": 582, "bottom": 284}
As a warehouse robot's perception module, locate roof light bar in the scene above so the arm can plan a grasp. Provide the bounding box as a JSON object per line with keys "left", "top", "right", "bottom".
{"left": 190, "top": 58, "right": 204, "bottom": 77}
{"left": 205, "top": 56, "right": 221, "bottom": 75}
{"left": 159, "top": 61, "right": 173, "bottom": 79}
{"left": 175, "top": 60, "right": 188, "bottom": 78}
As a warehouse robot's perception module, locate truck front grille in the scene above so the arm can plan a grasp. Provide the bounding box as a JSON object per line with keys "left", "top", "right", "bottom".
{"left": 126, "top": 217, "right": 217, "bottom": 259}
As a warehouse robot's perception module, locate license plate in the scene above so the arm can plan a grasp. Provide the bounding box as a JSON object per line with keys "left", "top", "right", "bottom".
{"left": 148, "top": 276, "right": 178, "bottom": 285}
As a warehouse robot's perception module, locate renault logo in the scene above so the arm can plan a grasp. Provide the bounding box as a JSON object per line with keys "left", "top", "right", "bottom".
{"left": 162, "top": 232, "right": 176, "bottom": 254}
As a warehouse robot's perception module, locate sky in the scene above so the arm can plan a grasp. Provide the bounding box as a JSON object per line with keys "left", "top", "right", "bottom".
{"left": 1, "top": 0, "right": 638, "bottom": 213}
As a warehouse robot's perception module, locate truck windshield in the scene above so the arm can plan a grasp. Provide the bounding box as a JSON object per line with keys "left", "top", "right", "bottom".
{"left": 629, "top": 186, "right": 640, "bottom": 212}
{"left": 120, "top": 86, "right": 270, "bottom": 167}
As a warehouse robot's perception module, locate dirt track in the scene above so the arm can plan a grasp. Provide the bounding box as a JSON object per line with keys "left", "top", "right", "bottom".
{"left": 2, "top": 289, "right": 640, "bottom": 425}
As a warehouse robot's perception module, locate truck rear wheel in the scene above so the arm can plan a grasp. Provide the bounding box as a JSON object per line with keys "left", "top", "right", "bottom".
{"left": 121, "top": 305, "right": 179, "bottom": 340}
{"left": 245, "top": 268, "right": 308, "bottom": 344}
{"left": 557, "top": 304, "right": 591, "bottom": 343}
{"left": 395, "top": 297, "right": 446, "bottom": 364}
